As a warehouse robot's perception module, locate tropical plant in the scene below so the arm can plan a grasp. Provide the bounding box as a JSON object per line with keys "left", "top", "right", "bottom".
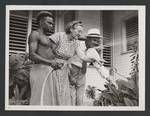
{"left": 9, "top": 53, "right": 32, "bottom": 105}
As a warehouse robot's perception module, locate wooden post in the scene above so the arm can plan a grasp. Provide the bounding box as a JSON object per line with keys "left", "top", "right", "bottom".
{"left": 26, "top": 11, "right": 33, "bottom": 53}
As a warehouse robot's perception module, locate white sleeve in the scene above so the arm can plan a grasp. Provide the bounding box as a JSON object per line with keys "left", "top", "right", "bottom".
{"left": 86, "top": 48, "right": 101, "bottom": 62}
{"left": 76, "top": 41, "right": 92, "bottom": 62}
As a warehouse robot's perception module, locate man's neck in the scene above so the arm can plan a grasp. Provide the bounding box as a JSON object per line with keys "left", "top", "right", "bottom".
{"left": 38, "top": 28, "right": 51, "bottom": 36}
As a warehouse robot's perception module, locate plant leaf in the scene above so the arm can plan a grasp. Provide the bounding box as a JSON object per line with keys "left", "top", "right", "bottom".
{"left": 124, "top": 97, "right": 135, "bottom": 106}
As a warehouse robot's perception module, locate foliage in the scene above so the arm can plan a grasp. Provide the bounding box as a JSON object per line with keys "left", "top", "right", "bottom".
{"left": 85, "top": 85, "right": 96, "bottom": 99}
{"left": 9, "top": 53, "right": 32, "bottom": 105}
{"left": 86, "top": 41, "right": 139, "bottom": 106}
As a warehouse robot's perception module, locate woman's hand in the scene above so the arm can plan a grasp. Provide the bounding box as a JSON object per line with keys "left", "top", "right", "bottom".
{"left": 63, "top": 60, "right": 72, "bottom": 69}
{"left": 50, "top": 62, "right": 64, "bottom": 70}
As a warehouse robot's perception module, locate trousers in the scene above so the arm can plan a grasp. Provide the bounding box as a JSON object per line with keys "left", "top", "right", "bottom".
{"left": 69, "top": 63, "right": 86, "bottom": 105}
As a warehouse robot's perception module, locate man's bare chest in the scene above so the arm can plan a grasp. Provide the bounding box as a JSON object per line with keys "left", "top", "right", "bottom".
{"left": 38, "top": 35, "right": 52, "bottom": 47}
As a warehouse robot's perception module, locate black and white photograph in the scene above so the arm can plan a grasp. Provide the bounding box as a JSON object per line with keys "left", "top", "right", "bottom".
{"left": 5, "top": 5, "right": 145, "bottom": 111}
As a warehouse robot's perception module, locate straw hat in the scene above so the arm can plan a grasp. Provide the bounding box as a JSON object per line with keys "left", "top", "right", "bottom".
{"left": 87, "top": 28, "right": 103, "bottom": 38}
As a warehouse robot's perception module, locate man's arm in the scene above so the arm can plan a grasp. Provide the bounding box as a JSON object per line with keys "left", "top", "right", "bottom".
{"left": 28, "top": 31, "right": 58, "bottom": 65}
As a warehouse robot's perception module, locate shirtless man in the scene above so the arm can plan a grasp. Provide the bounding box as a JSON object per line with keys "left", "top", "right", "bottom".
{"left": 29, "top": 11, "right": 62, "bottom": 68}
{"left": 28, "top": 11, "right": 62, "bottom": 105}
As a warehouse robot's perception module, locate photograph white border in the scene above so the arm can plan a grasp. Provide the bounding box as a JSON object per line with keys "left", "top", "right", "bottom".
{"left": 5, "top": 5, "right": 145, "bottom": 111}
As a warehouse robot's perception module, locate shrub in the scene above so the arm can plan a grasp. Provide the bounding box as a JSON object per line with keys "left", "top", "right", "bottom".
{"left": 9, "top": 53, "right": 31, "bottom": 105}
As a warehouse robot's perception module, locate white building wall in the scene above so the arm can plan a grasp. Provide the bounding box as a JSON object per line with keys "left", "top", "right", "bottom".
{"left": 54, "top": 11, "right": 102, "bottom": 35}
{"left": 76, "top": 11, "right": 103, "bottom": 34}
{"left": 112, "top": 11, "right": 138, "bottom": 80}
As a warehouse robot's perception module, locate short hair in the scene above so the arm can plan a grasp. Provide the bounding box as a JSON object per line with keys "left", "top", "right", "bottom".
{"left": 36, "top": 11, "right": 53, "bottom": 25}
{"left": 65, "top": 20, "right": 83, "bottom": 34}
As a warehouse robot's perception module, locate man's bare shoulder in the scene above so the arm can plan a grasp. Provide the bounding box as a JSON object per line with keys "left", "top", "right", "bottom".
{"left": 28, "top": 30, "right": 40, "bottom": 42}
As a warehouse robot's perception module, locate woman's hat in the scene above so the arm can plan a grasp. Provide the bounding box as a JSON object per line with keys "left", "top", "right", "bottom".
{"left": 87, "top": 28, "right": 103, "bottom": 38}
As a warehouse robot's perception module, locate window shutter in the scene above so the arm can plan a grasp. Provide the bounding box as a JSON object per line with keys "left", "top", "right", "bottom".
{"left": 32, "top": 18, "right": 39, "bottom": 31}
{"left": 125, "top": 16, "right": 138, "bottom": 51}
{"left": 102, "top": 11, "right": 113, "bottom": 67}
{"left": 103, "top": 46, "right": 112, "bottom": 67}
{"left": 9, "top": 14, "right": 28, "bottom": 54}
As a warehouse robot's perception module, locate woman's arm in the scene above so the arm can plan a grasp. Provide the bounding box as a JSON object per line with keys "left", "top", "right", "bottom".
{"left": 76, "top": 41, "right": 94, "bottom": 62}
{"left": 50, "top": 39, "right": 70, "bottom": 60}
{"left": 49, "top": 32, "right": 71, "bottom": 60}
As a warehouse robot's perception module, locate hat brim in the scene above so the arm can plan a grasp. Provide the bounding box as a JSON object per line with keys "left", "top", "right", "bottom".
{"left": 86, "top": 35, "right": 104, "bottom": 38}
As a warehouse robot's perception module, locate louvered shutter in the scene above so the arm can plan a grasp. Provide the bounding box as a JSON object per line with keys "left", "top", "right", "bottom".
{"left": 9, "top": 14, "right": 28, "bottom": 54}
{"left": 32, "top": 18, "right": 38, "bottom": 31}
{"left": 102, "top": 11, "right": 113, "bottom": 67}
{"left": 125, "top": 16, "right": 138, "bottom": 51}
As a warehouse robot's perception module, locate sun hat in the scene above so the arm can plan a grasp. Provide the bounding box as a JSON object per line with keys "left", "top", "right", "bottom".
{"left": 87, "top": 28, "right": 103, "bottom": 38}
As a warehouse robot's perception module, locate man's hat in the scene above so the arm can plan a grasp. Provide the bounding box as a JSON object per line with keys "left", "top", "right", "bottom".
{"left": 87, "top": 28, "right": 103, "bottom": 38}
{"left": 36, "top": 11, "right": 53, "bottom": 23}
